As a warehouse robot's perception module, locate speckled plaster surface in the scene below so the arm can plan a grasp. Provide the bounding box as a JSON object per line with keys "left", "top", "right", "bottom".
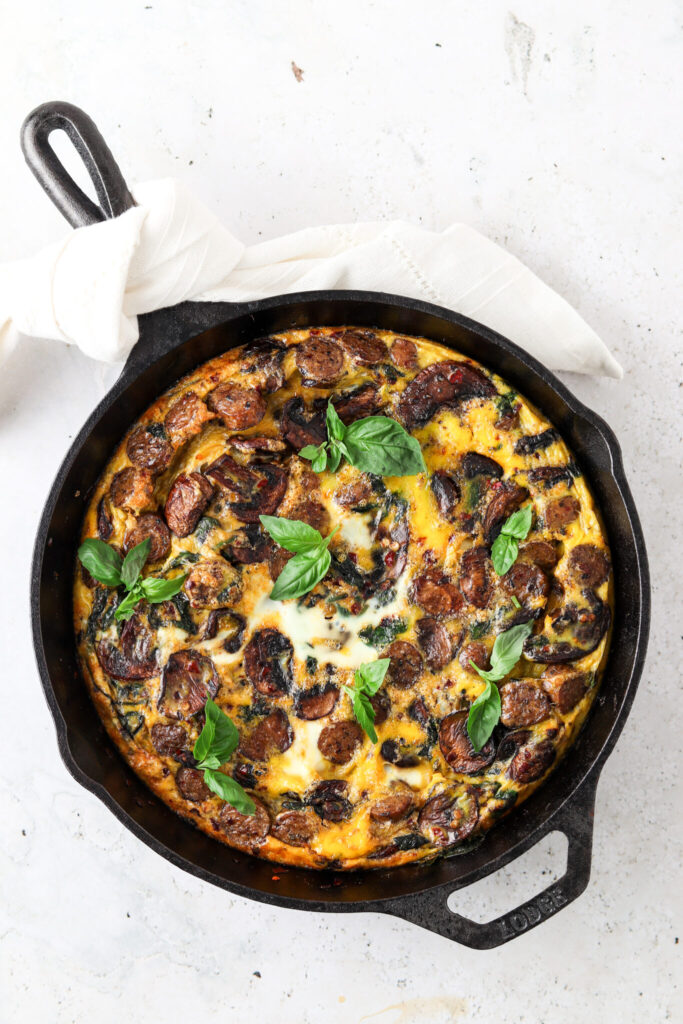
{"left": 0, "top": 2, "right": 680, "bottom": 1021}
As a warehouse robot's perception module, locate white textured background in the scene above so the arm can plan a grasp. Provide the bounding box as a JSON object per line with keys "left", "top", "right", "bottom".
{"left": 0, "top": 2, "right": 680, "bottom": 1022}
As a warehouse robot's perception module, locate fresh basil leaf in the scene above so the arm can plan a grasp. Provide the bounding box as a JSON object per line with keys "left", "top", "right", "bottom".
{"left": 114, "top": 585, "right": 143, "bottom": 622}
{"left": 300, "top": 443, "right": 324, "bottom": 460}
{"left": 204, "top": 697, "right": 240, "bottom": 764}
{"left": 140, "top": 573, "right": 188, "bottom": 603}
{"left": 312, "top": 449, "right": 328, "bottom": 473}
{"left": 353, "top": 690, "right": 378, "bottom": 743}
{"left": 326, "top": 400, "right": 346, "bottom": 441}
{"left": 502, "top": 504, "right": 533, "bottom": 540}
{"left": 269, "top": 546, "right": 331, "bottom": 601}
{"left": 467, "top": 680, "right": 501, "bottom": 752}
{"left": 343, "top": 416, "right": 426, "bottom": 476}
{"left": 259, "top": 515, "right": 325, "bottom": 554}
{"left": 355, "top": 657, "right": 390, "bottom": 696}
{"left": 511, "top": 595, "right": 521, "bottom": 609}
{"left": 326, "top": 443, "right": 342, "bottom": 473}
{"left": 193, "top": 707, "right": 216, "bottom": 763}
{"left": 202, "top": 769, "right": 255, "bottom": 814}
{"left": 491, "top": 532, "right": 519, "bottom": 576}
{"left": 470, "top": 621, "right": 533, "bottom": 683}
{"left": 78, "top": 538, "right": 123, "bottom": 587}
{"left": 120, "top": 538, "right": 151, "bottom": 590}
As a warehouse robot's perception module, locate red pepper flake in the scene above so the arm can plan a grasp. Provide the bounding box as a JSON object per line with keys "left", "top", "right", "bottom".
{"left": 271, "top": 874, "right": 281, "bottom": 881}
{"left": 257, "top": 478, "right": 267, "bottom": 489}
{"left": 448, "top": 370, "right": 463, "bottom": 384}
{"left": 384, "top": 550, "right": 396, "bottom": 567}
{"left": 348, "top": 552, "right": 358, "bottom": 563}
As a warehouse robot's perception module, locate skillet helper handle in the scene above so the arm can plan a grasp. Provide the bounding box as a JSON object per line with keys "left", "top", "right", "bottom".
{"left": 21, "top": 101, "right": 135, "bottom": 227}
{"left": 386, "top": 775, "right": 598, "bottom": 949}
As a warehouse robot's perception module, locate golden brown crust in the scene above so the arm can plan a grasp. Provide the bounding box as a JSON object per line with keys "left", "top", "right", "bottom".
{"left": 73, "top": 327, "right": 612, "bottom": 871}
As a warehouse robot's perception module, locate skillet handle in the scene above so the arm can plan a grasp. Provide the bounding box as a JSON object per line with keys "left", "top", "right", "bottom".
{"left": 21, "top": 101, "right": 135, "bottom": 227}
{"left": 384, "top": 775, "right": 598, "bottom": 949}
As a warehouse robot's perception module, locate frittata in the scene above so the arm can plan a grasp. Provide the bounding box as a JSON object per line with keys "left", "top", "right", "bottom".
{"left": 73, "top": 327, "right": 612, "bottom": 869}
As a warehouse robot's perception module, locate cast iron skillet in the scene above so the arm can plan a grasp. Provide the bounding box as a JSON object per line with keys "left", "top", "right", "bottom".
{"left": 26, "top": 101, "right": 650, "bottom": 949}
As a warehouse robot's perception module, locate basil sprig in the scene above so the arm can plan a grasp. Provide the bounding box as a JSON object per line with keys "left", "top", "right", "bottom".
{"left": 300, "top": 402, "right": 426, "bottom": 477}
{"left": 342, "top": 658, "right": 390, "bottom": 743}
{"left": 491, "top": 505, "right": 533, "bottom": 576}
{"left": 467, "top": 622, "right": 533, "bottom": 751}
{"left": 78, "top": 537, "right": 187, "bottom": 622}
{"left": 193, "top": 698, "right": 255, "bottom": 815}
{"left": 260, "top": 515, "right": 338, "bottom": 601}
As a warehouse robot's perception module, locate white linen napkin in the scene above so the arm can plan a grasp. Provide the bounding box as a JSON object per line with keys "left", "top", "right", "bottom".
{"left": 0, "top": 178, "right": 622, "bottom": 378}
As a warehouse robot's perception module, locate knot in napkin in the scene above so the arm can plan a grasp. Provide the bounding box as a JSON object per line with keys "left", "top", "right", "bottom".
{"left": 0, "top": 178, "right": 622, "bottom": 378}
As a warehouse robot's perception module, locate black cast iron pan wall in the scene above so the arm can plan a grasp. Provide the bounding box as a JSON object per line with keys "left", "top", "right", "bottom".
{"left": 25, "top": 102, "right": 650, "bottom": 948}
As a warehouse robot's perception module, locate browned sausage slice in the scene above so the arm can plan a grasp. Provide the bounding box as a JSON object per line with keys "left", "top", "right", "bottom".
{"left": 431, "top": 471, "right": 460, "bottom": 519}
{"left": 318, "top": 721, "right": 363, "bottom": 764}
{"left": 545, "top": 495, "right": 580, "bottom": 530}
{"left": 184, "top": 558, "right": 240, "bottom": 609}
{"left": 295, "top": 337, "right": 345, "bottom": 385}
{"left": 240, "top": 709, "right": 293, "bottom": 761}
{"left": 410, "top": 570, "right": 464, "bottom": 618}
{"left": 397, "top": 360, "right": 497, "bottom": 428}
{"left": 176, "top": 766, "right": 212, "bottom": 802}
{"left": 568, "top": 544, "right": 610, "bottom": 587}
{"left": 458, "top": 641, "right": 490, "bottom": 674}
{"left": 244, "top": 629, "right": 293, "bottom": 695}
{"left": 280, "top": 397, "right": 327, "bottom": 449}
{"left": 164, "top": 472, "right": 214, "bottom": 537}
{"left": 283, "top": 499, "right": 330, "bottom": 535}
{"left": 384, "top": 641, "right": 423, "bottom": 689}
{"left": 508, "top": 738, "right": 556, "bottom": 782}
{"left": 110, "top": 468, "right": 155, "bottom": 513}
{"left": 96, "top": 614, "right": 158, "bottom": 681}
{"left": 438, "top": 711, "right": 495, "bottom": 773}
{"left": 482, "top": 481, "right": 528, "bottom": 544}
{"left": 218, "top": 798, "right": 270, "bottom": 849}
{"left": 207, "top": 383, "right": 266, "bottom": 430}
{"left": 333, "top": 383, "right": 382, "bottom": 424}
{"left": 390, "top": 337, "right": 418, "bottom": 369}
{"left": 501, "top": 562, "right": 549, "bottom": 605}
{"left": 340, "top": 329, "right": 389, "bottom": 365}
{"left": 151, "top": 722, "right": 188, "bottom": 757}
{"left": 541, "top": 667, "right": 589, "bottom": 712}
{"left": 520, "top": 540, "right": 559, "bottom": 571}
{"left": 123, "top": 513, "right": 171, "bottom": 563}
{"left": 295, "top": 686, "right": 339, "bottom": 720}
{"left": 499, "top": 680, "right": 552, "bottom": 727}
{"left": 164, "top": 391, "right": 214, "bottom": 446}
{"left": 126, "top": 425, "right": 172, "bottom": 474}
{"left": 271, "top": 809, "right": 317, "bottom": 846}
{"left": 418, "top": 787, "right": 479, "bottom": 846}
{"left": 334, "top": 477, "right": 374, "bottom": 508}
{"left": 459, "top": 547, "right": 492, "bottom": 608}
{"left": 370, "top": 783, "right": 414, "bottom": 822}
{"left": 158, "top": 649, "right": 219, "bottom": 718}
{"left": 229, "top": 435, "right": 287, "bottom": 454}
{"left": 268, "top": 546, "right": 293, "bottom": 582}
{"left": 416, "top": 617, "right": 453, "bottom": 671}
